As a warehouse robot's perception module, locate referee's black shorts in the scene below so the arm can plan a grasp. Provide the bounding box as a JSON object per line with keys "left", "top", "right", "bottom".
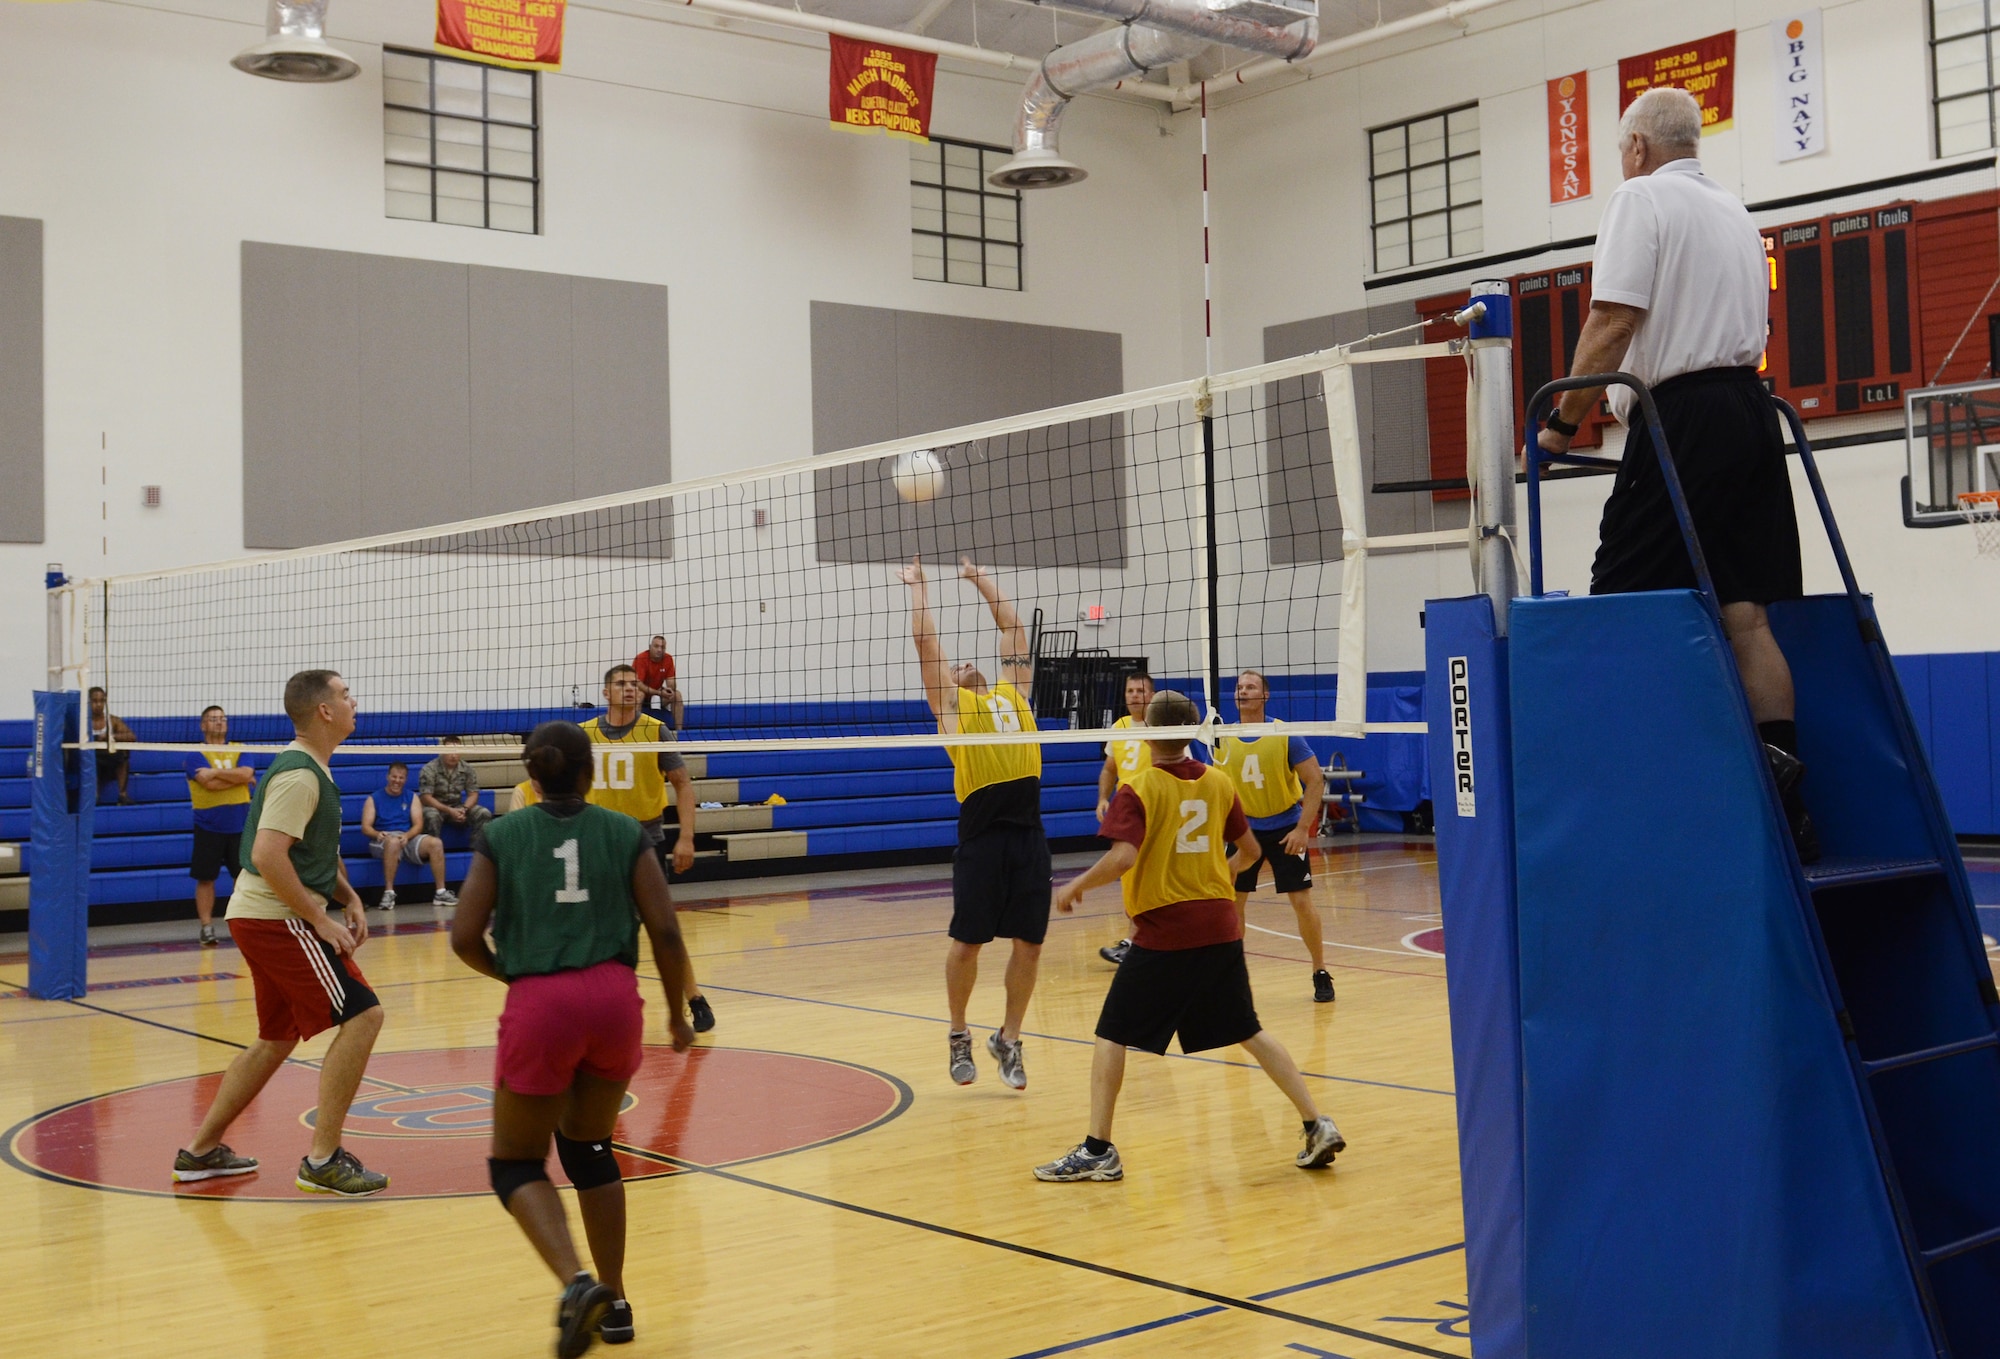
{"left": 950, "top": 823, "right": 1051, "bottom": 946}
{"left": 1095, "top": 939, "right": 1262, "bottom": 1055}
{"left": 1589, "top": 366, "right": 1803, "bottom": 607}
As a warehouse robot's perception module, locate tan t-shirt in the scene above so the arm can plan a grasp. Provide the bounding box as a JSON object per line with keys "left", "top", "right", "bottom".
{"left": 226, "top": 746, "right": 334, "bottom": 921}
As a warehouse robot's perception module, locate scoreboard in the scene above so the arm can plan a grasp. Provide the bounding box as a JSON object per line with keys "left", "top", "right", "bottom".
{"left": 1763, "top": 202, "right": 1917, "bottom": 416}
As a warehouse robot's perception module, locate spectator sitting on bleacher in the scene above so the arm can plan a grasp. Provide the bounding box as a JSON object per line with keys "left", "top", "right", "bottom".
{"left": 418, "top": 736, "right": 493, "bottom": 840}
{"left": 187, "top": 704, "right": 258, "bottom": 948}
{"left": 363, "top": 762, "right": 454, "bottom": 910}
{"left": 89, "top": 686, "right": 136, "bottom": 805}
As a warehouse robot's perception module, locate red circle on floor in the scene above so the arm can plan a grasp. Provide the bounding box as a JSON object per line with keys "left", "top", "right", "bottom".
{"left": 4, "top": 1046, "right": 910, "bottom": 1201}
{"left": 1404, "top": 927, "right": 1446, "bottom": 957}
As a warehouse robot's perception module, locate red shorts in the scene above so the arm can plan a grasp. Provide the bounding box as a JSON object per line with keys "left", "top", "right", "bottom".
{"left": 229, "top": 917, "right": 380, "bottom": 1042}
{"left": 496, "top": 959, "right": 645, "bottom": 1097}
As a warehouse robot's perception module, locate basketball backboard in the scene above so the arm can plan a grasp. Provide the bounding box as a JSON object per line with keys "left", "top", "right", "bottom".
{"left": 1905, "top": 380, "right": 2000, "bottom": 527}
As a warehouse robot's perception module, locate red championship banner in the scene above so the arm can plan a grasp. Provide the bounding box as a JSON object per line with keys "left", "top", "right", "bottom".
{"left": 1547, "top": 71, "right": 1590, "bottom": 203}
{"left": 1619, "top": 31, "right": 1736, "bottom": 132}
{"left": 829, "top": 36, "right": 937, "bottom": 142}
{"left": 436, "top": 0, "right": 565, "bottom": 71}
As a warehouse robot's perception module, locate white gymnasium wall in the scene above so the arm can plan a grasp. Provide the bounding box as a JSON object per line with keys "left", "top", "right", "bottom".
{"left": 1209, "top": 0, "right": 2000, "bottom": 668}
{"left": 0, "top": 0, "right": 1211, "bottom": 718}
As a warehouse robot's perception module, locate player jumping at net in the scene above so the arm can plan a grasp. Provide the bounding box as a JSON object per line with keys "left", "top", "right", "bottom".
{"left": 1217, "top": 669, "right": 1334, "bottom": 1003}
{"left": 897, "top": 555, "right": 1047, "bottom": 1091}
{"left": 451, "top": 721, "right": 697, "bottom": 1358}
{"left": 584, "top": 664, "right": 715, "bottom": 1033}
{"left": 1037, "top": 689, "right": 1345, "bottom": 1182}
{"left": 171, "top": 670, "right": 391, "bottom": 1197}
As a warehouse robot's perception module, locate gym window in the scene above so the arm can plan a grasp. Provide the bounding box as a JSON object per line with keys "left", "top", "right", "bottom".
{"left": 383, "top": 48, "right": 540, "bottom": 234}
{"left": 1369, "top": 104, "right": 1482, "bottom": 273}
{"left": 910, "top": 139, "right": 1023, "bottom": 290}
{"left": 1933, "top": 0, "right": 2000, "bottom": 156}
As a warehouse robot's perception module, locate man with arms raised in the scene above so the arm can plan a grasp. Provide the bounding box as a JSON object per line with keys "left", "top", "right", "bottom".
{"left": 1217, "top": 669, "right": 1333, "bottom": 1003}
{"left": 584, "top": 664, "right": 715, "bottom": 1033}
{"left": 171, "top": 670, "right": 390, "bottom": 1197}
{"left": 897, "top": 556, "right": 1045, "bottom": 1091}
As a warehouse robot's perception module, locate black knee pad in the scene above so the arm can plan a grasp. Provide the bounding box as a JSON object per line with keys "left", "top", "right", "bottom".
{"left": 488, "top": 1157, "right": 549, "bottom": 1208}
{"left": 555, "top": 1132, "right": 622, "bottom": 1191}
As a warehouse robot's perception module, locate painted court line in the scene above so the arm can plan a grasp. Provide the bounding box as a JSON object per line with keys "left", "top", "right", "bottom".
{"left": 1246, "top": 922, "right": 1443, "bottom": 960}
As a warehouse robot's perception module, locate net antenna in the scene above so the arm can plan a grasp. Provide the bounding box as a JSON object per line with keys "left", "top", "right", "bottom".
{"left": 50, "top": 339, "right": 1502, "bottom": 760}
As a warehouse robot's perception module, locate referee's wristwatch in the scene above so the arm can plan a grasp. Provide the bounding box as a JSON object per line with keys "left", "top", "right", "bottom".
{"left": 1545, "top": 411, "right": 1580, "bottom": 437}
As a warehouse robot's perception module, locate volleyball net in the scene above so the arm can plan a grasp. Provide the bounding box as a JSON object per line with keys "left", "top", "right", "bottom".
{"left": 52, "top": 335, "right": 1495, "bottom": 757}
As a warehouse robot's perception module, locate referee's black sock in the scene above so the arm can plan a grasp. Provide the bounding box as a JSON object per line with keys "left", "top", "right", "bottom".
{"left": 1083, "top": 1136, "right": 1112, "bottom": 1157}
{"left": 1758, "top": 720, "right": 1799, "bottom": 759}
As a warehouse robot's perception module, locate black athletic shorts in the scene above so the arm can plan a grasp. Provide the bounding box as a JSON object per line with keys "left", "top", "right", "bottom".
{"left": 190, "top": 827, "right": 243, "bottom": 884}
{"left": 1233, "top": 826, "right": 1311, "bottom": 895}
{"left": 1589, "top": 366, "right": 1804, "bottom": 607}
{"left": 950, "top": 822, "right": 1051, "bottom": 946}
{"left": 1095, "top": 939, "right": 1262, "bottom": 1055}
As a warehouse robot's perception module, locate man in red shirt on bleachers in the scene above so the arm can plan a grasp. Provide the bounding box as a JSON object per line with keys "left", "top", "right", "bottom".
{"left": 633, "top": 635, "right": 682, "bottom": 731}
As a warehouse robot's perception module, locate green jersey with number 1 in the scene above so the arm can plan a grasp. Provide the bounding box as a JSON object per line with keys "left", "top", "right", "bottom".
{"left": 481, "top": 803, "right": 646, "bottom": 979}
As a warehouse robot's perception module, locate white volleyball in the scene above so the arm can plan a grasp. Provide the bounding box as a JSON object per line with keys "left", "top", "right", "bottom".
{"left": 890, "top": 449, "right": 945, "bottom": 503}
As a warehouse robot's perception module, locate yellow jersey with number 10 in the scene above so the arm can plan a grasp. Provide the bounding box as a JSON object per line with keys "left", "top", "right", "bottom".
{"left": 581, "top": 713, "right": 669, "bottom": 821}
{"left": 1106, "top": 714, "right": 1152, "bottom": 786}
{"left": 1120, "top": 764, "right": 1239, "bottom": 918}
{"left": 948, "top": 681, "right": 1040, "bottom": 802}
{"left": 1216, "top": 728, "right": 1304, "bottom": 820}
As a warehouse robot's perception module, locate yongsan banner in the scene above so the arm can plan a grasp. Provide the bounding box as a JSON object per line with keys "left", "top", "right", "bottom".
{"left": 1548, "top": 71, "right": 1591, "bottom": 204}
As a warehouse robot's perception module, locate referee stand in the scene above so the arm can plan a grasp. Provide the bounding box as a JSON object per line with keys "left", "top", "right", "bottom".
{"left": 1428, "top": 376, "right": 2000, "bottom": 1357}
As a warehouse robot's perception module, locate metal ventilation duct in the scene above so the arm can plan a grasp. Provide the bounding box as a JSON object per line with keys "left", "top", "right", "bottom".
{"left": 990, "top": 0, "right": 1316, "bottom": 188}
{"left": 231, "top": 0, "right": 361, "bottom": 82}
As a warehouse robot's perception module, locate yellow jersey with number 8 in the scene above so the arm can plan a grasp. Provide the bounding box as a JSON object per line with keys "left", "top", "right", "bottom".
{"left": 948, "top": 682, "right": 1040, "bottom": 802}
{"left": 1106, "top": 714, "right": 1152, "bottom": 786}
{"left": 1120, "top": 764, "right": 1239, "bottom": 918}
{"left": 581, "top": 714, "right": 669, "bottom": 821}
{"left": 1216, "top": 729, "right": 1304, "bottom": 820}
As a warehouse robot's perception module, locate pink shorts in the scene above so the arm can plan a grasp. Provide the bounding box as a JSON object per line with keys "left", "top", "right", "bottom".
{"left": 495, "top": 959, "right": 645, "bottom": 1097}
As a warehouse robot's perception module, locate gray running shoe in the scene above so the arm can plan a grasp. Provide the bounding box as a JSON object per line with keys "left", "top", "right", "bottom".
{"left": 1034, "top": 1143, "right": 1123, "bottom": 1182}
{"left": 948, "top": 1030, "right": 977, "bottom": 1086}
{"left": 433, "top": 887, "right": 458, "bottom": 907}
{"left": 1297, "top": 1116, "right": 1347, "bottom": 1169}
{"left": 378, "top": 889, "right": 397, "bottom": 910}
{"left": 1099, "top": 939, "right": 1131, "bottom": 965}
{"left": 172, "top": 1143, "right": 258, "bottom": 1182}
{"left": 295, "top": 1147, "right": 389, "bottom": 1197}
{"left": 986, "top": 1031, "right": 1026, "bottom": 1090}
{"left": 198, "top": 926, "right": 218, "bottom": 948}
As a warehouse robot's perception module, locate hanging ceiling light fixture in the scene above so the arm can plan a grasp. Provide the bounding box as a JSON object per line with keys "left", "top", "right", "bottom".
{"left": 231, "top": 0, "right": 361, "bottom": 82}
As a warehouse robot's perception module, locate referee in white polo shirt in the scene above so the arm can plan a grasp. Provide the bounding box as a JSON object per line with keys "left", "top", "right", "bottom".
{"left": 1537, "top": 86, "right": 1819, "bottom": 863}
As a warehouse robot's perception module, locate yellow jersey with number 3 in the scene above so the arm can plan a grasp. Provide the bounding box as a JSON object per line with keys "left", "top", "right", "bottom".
{"left": 1216, "top": 728, "right": 1304, "bottom": 820}
{"left": 948, "top": 681, "right": 1040, "bottom": 802}
{"left": 581, "top": 714, "right": 668, "bottom": 821}
{"left": 1106, "top": 714, "right": 1152, "bottom": 786}
{"left": 1120, "top": 764, "right": 1239, "bottom": 918}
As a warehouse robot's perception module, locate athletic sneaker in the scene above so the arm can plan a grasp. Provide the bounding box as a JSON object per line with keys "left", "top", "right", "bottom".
{"left": 198, "top": 925, "right": 218, "bottom": 948}
{"left": 378, "top": 889, "right": 397, "bottom": 910}
{"left": 689, "top": 994, "right": 716, "bottom": 1033}
{"left": 1034, "top": 1143, "right": 1123, "bottom": 1182}
{"left": 986, "top": 1030, "right": 1026, "bottom": 1090}
{"left": 1764, "top": 745, "right": 1824, "bottom": 864}
{"left": 1099, "top": 939, "right": 1131, "bottom": 965}
{"left": 295, "top": 1147, "right": 389, "bottom": 1197}
{"left": 1297, "top": 1116, "right": 1346, "bottom": 1169}
{"left": 948, "top": 1029, "right": 977, "bottom": 1085}
{"left": 172, "top": 1143, "right": 258, "bottom": 1182}
{"left": 599, "top": 1300, "right": 635, "bottom": 1346}
{"left": 555, "top": 1272, "right": 616, "bottom": 1359}
{"left": 433, "top": 887, "right": 459, "bottom": 907}
{"left": 1313, "top": 970, "right": 1336, "bottom": 1004}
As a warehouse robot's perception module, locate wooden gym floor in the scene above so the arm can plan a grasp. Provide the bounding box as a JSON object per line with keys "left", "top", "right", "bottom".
{"left": 0, "top": 838, "right": 1471, "bottom": 1359}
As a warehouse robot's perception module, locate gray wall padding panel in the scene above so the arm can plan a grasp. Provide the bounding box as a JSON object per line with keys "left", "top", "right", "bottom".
{"left": 809, "top": 302, "right": 1126, "bottom": 567}
{"left": 0, "top": 217, "right": 46, "bottom": 544}
{"left": 242, "top": 243, "right": 671, "bottom": 553}
{"left": 1262, "top": 305, "right": 1467, "bottom": 565}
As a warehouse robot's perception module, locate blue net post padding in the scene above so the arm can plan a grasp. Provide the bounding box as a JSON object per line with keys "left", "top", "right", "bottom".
{"left": 1424, "top": 594, "right": 1525, "bottom": 1359}
{"left": 29, "top": 690, "right": 93, "bottom": 1000}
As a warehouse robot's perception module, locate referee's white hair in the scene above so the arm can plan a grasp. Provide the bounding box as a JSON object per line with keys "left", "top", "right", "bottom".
{"left": 1619, "top": 87, "right": 1702, "bottom": 156}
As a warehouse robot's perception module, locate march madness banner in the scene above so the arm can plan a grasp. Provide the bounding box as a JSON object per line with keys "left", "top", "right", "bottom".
{"left": 829, "top": 36, "right": 937, "bottom": 141}
{"left": 1619, "top": 30, "right": 1736, "bottom": 133}
{"left": 1547, "top": 71, "right": 1591, "bottom": 203}
{"left": 436, "top": 0, "right": 565, "bottom": 71}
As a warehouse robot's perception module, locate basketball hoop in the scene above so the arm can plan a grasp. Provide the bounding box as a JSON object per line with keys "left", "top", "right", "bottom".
{"left": 1960, "top": 490, "right": 2000, "bottom": 559}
